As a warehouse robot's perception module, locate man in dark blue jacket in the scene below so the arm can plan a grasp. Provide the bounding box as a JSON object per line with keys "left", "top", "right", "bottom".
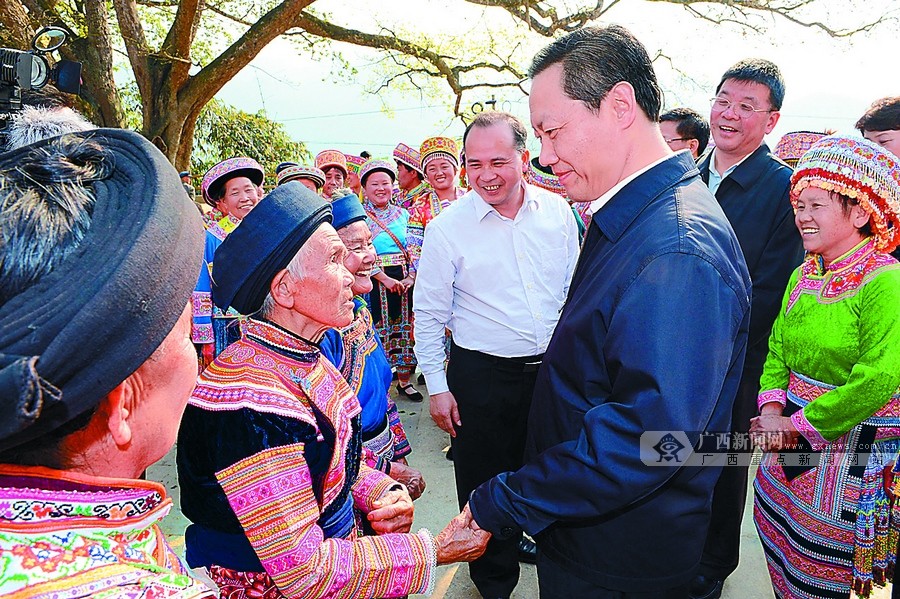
{"left": 692, "top": 59, "right": 804, "bottom": 599}
{"left": 463, "top": 25, "right": 752, "bottom": 598}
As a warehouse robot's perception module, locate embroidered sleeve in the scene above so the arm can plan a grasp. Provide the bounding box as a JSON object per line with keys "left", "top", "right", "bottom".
{"left": 192, "top": 290, "right": 214, "bottom": 344}
{"left": 351, "top": 464, "right": 398, "bottom": 513}
{"left": 192, "top": 232, "right": 221, "bottom": 345}
{"left": 757, "top": 389, "right": 787, "bottom": 410}
{"left": 406, "top": 221, "right": 424, "bottom": 275}
{"left": 361, "top": 446, "right": 389, "bottom": 473}
{"left": 791, "top": 409, "right": 828, "bottom": 451}
{"left": 386, "top": 398, "right": 411, "bottom": 459}
{"left": 217, "top": 444, "right": 435, "bottom": 599}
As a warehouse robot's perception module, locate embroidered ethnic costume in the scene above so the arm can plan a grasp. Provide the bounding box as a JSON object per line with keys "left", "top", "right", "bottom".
{"left": 177, "top": 319, "right": 435, "bottom": 599}
{"left": 191, "top": 214, "right": 243, "bottom": 354}
{"left": 753, "top": 240, "right": 900, "bottom": 599}
{"left": 192, "top": 157, "right": 265, "bottom": 367}
{"left": 364, "top": 202, "right": 418, "bottom": 374}
{"left": 321, "top": 297, "right": 412, "bottom": 470}
{"left": 0, "top": 466, "right": 214, "bottom": 599}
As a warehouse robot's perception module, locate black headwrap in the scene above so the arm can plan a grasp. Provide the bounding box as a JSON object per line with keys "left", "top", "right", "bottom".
{"left": 212, "top": 181, "right": 332, "bottom": 314}
{"left": 0, "top": 129, "right": 204, "bottom": 452}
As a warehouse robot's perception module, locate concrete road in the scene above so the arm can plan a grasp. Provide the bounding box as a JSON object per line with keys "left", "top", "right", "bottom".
{"left": 150, "top": 389, "right": 890, "bottom": 598}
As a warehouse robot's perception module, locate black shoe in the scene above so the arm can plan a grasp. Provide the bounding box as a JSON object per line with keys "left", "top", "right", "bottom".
{"left": 689, "top": 575, "right": 723, "bottom": 599}
{"left": 396, "top": 383, "right": 423, "bottom": 402}
{"left": 517, "top": 536, "right": 537, "bottom": 564}
{"left": 417, "top": 372, "right": 425, "bottom": 385}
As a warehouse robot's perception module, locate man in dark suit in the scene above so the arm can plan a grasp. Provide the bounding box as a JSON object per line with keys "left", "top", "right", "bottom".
{"left": 459, "top": 25, "right": 752, "bottom": 598}
{"left": 691, "top": 59, "right": 804, "bottom": 599}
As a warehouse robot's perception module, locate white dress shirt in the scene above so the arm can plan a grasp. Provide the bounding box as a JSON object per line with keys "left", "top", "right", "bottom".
{"left": 413, "top": 184, "right": 580, "bottom": 395}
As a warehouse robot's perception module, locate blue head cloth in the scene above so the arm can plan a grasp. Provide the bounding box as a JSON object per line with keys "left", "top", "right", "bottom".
{"left": 212, "top": 181, "right": 332, "bottom": 314}
{"left": 331, "top": 191, "right": 366, "bottom": 230}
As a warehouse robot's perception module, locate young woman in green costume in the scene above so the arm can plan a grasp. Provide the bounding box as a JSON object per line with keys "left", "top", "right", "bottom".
{"left": 750, "top": 135, "right": 900, "bottom": 599}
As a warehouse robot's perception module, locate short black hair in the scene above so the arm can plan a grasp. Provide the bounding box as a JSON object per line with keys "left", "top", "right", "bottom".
{"left": 855, "top": 97, "right": 900, "bottom": 134}
{"left": 660, "top": 107, "right": 710, "bottom": 155}
{"left": 462, "top": 111, "right": 528, "bottom": 154}
{"left": 529, "top": 25, "right": 662, "bottom": 121}
{"left": 716, "top": 58, "right": 785, "bottom": 111}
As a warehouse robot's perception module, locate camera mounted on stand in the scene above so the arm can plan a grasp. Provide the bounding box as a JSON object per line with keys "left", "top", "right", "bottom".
{"left": 0, "top": 27, "right": 82, "bottom": 116}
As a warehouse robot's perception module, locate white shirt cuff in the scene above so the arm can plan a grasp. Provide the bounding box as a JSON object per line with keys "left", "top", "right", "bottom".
{"left": 423, "top": 370, "right": 449, "bottom": 395}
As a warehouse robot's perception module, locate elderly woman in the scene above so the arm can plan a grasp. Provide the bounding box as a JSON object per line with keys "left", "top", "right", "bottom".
{"left": 0, "top": 130, "right": 210, "bottom": 596}
{"left": 320, "top": 191, "right": 425, "bottom": 499}
{"left": 192, "top": 157, "right": 265, "bottom": 369}
{"left": 360, "top": 159, "right": 423, "bottom": 402}
{"left": 751, "top": 135, "right": 900, "bottom": 599}
{"left": 176, "top": 182, "right": 486, "bottom": 598}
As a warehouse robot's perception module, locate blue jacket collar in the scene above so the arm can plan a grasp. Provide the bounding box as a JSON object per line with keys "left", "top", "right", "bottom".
{"left": 591, "top": 152, "right": 698, "bottom": 243}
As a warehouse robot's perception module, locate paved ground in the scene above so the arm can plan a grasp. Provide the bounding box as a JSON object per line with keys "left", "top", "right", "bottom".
{"left": 150, "top": 389, "right": 891, "bottom": 598}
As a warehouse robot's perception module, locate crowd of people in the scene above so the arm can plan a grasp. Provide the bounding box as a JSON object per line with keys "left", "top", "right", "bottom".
{"left": 1, "top": 22, "right": 899, "bottom": 599}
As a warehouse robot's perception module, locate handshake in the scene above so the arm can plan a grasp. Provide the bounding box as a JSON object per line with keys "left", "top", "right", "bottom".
{"left": 435, "top": 504, "right": 492, "bottom": 565}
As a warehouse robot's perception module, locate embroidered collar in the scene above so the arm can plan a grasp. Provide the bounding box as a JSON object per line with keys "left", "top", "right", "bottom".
{"left": 0, "top": 464, "right": 169, "bottom": 530}
{"left": 243, "top": 318, "right": 320, "bottom": 362}
{"left": 809, "top": 237, "right": 874, "bottom": 276}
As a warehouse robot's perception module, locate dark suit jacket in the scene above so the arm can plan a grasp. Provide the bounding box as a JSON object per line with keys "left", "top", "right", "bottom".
{"left": 469, "top": 152, "right": 751, "bottom": 591}
{"left": 698, "top": 145, "right": 803, "bottom": 377}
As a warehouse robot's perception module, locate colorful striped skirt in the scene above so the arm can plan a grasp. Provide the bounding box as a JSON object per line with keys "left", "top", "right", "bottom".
{"left": 369, "top": 263, "right": 416, "bottom": 372}
{"left": 753, "top": 372, "right": 900, "bottom": 599}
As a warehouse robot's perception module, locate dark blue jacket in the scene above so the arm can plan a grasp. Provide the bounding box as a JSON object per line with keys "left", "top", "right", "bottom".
{"left": 698, "top": 145, "right": 802, "bottom": 376}
{"left": 469, "top": 152, "right": 751, "bottom": 591}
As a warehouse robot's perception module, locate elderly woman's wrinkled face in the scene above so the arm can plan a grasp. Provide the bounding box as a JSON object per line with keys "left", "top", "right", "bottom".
{"left": 294, "top": 223, "right": 356, "bottom": 328}
{"left": 337, "top": 221, "right": 376, "bottom": 295}
{"left": 794, "top": 186, "right": 870, "bottom": 263}
{"left": 364, "top": 171, "right": 393, "bottom": 208}
{"left": 131, "top": 304, "right": 197, "bottom": 470}
{"left": 217, "top": 176, "right": 259, "bottom": 220}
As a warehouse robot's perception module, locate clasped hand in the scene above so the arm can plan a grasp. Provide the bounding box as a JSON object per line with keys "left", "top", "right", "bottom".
{"left": 389, "top": 460, "right": 426, "bottom": 500}
{"left": 368, "top": 487, "right": 414, "bottom": 534}
{"left": 750, "top": 409, "right": 800, "bottom": 452}
{"left": 435, "top": 504, "right": 491, "bottom": 565}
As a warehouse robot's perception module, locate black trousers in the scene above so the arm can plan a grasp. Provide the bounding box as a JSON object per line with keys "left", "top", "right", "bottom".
{"left": 447, "top": 341, "right": 540, "bottom": 599}
{"left": 538, "top": 553, "right": 690, "bottom": 599}
{"left": 699, "top": 371, "right": 760, "bottom": 579}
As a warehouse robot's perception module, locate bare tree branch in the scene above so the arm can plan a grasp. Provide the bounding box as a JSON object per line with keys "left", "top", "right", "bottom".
{"left": 182, "top": 0, "right": 317, "bottom": 111}
{"left": 290, "top": 11, "right": 525, "bottom": 116}
{"left": 464, "top": 0, "right": 616, "bottom": 35}
{"left": 651, "top": 0, "right": 886, "bottom": 37}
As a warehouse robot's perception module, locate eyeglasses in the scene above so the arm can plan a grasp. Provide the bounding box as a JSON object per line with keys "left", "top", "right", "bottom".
{"left": 710, "top": 97, "right": 774, "bottom": 118}
{"left": 664, "top": 137, "right": 691, "bottom": 144}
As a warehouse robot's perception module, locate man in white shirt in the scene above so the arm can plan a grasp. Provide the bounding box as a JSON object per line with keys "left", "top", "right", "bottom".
{"left": 413, "top": 111, "right": 579, "bottom": 599}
